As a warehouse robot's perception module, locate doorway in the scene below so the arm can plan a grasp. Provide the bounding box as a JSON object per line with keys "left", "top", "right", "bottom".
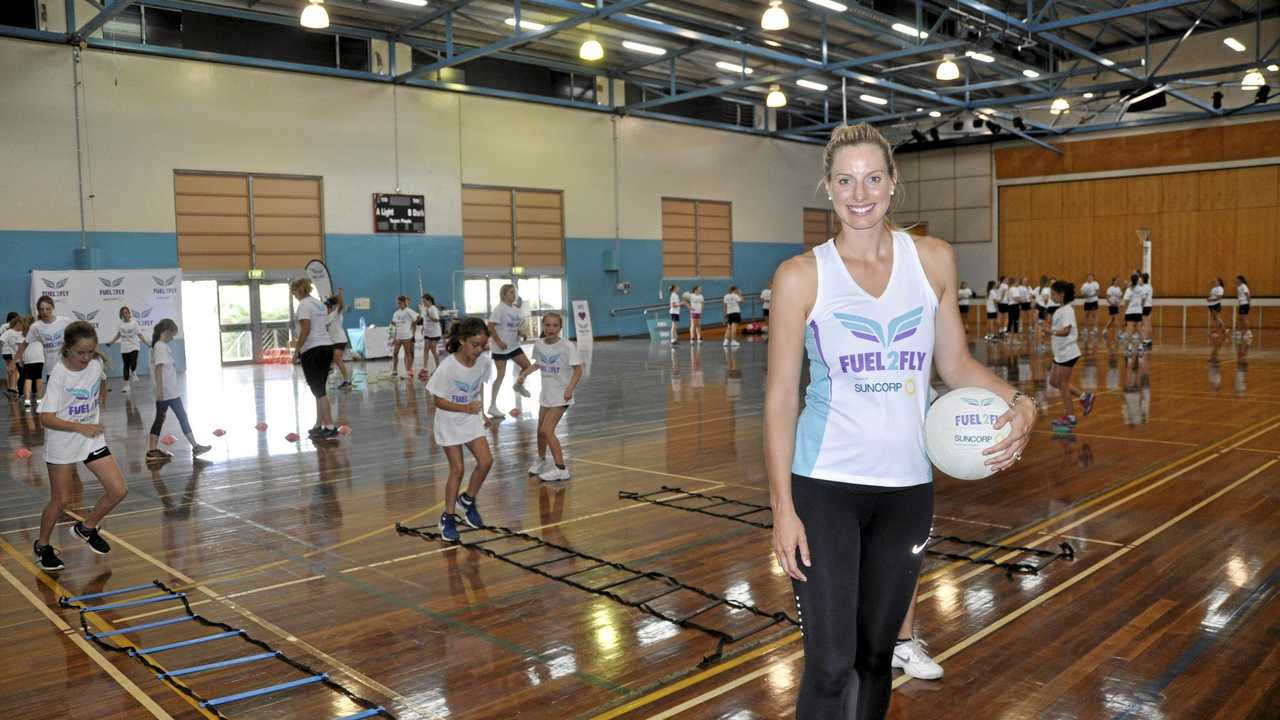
{"left": 462, "top": 273, "right": 564, "bottom": 336}
{"left": 214, "top": 280, "right": 295, "bottom": 365}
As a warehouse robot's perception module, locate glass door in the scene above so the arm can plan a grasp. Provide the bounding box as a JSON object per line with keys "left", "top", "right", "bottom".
{"left": 217, "top": 283, "right": 254, "bottom": 364}
{"left": 259, "top": 282, "right": 294, "bottom": 360}
{"left": 216, "top": 280, "right": 298, "bottom": 365}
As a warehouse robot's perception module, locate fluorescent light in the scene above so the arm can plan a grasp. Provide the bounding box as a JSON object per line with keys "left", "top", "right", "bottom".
{"left": 1127, "top": 85, "right": 1166, "bottom": 104}
{"left": 300, "top": 0, "right": 328, "bottom": 29}
{"left": 504, "top": 18, "right": 547, "bottom": 31}
{"left": 762, "top": 1, "right": 789, "bottom": 31}
{"left": 621, "top": 40, "right": 666, "bottom": 55}
{"left": 579, "top": 38, "right": 604, "bottom": 61}
{"left": 796, "top": 78, "right": 828, "bottom": 91}
{"left": 806, "top": 0, "right": 848, "bottom": 12}
{"left": 891, "top": 22, "right": 928, "bottom": 39}
{"left": 1100, "top": 58, "right": 1115, "bottom": 66}
{"left": 1223, "top": 37, "right": 1246, "bottom": 52}
{"left": 966, "top": 50, "right": 995, "bottom": 63}
{"left": 860, "top": 93, "right": 888, "bottom": 105}
{"left": 716, "top": 61, "right": 753, "bottom": 75}
{"left": 1242, "top": 69, "right": 1265, "bottom": 88}
{"left": 929, "top": 110, "right": 942, "bottom": 118}
{"left": 1050, "top": 97, "right": 1070, "bottom": 115}
{"left": 386, "top": 0, "right": 428, "bottom": 5}
{"left": 1083, "top": 92, "right": 1095, "bottom": 99}
{"left": 979, "top": 107, "right": 997, "bottom": 114}
{"left": 763, "top": 39, "right": 782, "bottom": 47}
{"left": 936, "top": 57, "right": 960, "bottom": 80}
{"left": 1268, "top": 64, "right": 1279, "bottom": 72}
{"left": 767, "top": 85, "right": 787, "bottom": 108}
{"left": 1023, "top": 69, "right": 1040, "bottom": 78}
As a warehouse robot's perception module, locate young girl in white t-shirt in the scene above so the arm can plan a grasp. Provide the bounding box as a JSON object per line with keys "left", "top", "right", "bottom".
{"left": 667, "top": 284, "right": 683, "bottom": 346}
{"left": 760, "top": 283, "right": 772, "bottom": 334}
{"left": 426, "top": 317, "right": 495, "bottom": 543}
{"left": 686, "top": 285, "right": 705, "bottom": 344}
{"left": 145, "top": 319, "right": 212, "bottom": 462}
{"left": 517, "top": 312, "right": 583, "bottom": 483}
{"left": 33, "top": 321, "right": 128, "bottom": 572}
{"left": 723, "top": 285, "right": 744, "bottom": 348}
{"left": 489, "top": 284, "right": 533, "bottom": 416}
{"left": 418, "top": 292, "right": 443, "bottom": 375}
{"left": 390, "top": 295, "right": 420, "bottom": 380}
{"left": 1049, "top": 281, "right": 1094, "bottom": 432}
{"left": 326, "top": 288, "right": 352, "bottom": 389}
{"left": 2, "top": 312, "right": 23, "bottom": 396}
{"left": 17, "top": 296, "right": 72, "bottom": 386}
{"left": 105, "top": 305, "right": 149, "bottom": 395}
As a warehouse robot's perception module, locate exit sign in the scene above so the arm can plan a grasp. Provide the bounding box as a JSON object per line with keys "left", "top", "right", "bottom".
{"left": 247, "top": 269, "right": 265, "bottom": 279}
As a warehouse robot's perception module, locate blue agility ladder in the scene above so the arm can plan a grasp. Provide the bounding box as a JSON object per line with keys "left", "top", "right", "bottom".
{"left": 59, "top": 580, "right": 392, "bottom": 719}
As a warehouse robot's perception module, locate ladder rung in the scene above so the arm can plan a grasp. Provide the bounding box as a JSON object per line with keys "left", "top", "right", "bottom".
{"left": 82, "top": 593, "right": 184, "bottom": 614}
{"left": 89, "top": 614, "right": 195, "bottom": 640}
{"left": 336, "top": 709, "right": 385, "bottom": 720}
{"left": 594, "top": 574, "right": 647, "bottom": 592}
{"left": 64, "top": 582, "right": 159, "bottom": 604}
{"left": 160, "top": 651, "right": 279, "bottom": 679}
{"left": 132, "top": 630, "right": 242, "bottom": 655}
{"left": 201, "top": 674, "right": 327, "bottom": 707}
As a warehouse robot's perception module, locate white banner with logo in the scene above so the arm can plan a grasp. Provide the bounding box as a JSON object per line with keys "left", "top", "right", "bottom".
{"left": 571, "top": 299, "right": 593, "bottom": 345}
{"left": 29, "top": 269, "right": 184, "bottom": 343}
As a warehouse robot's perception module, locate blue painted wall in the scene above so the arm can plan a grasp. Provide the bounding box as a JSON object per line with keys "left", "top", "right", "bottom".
{"left": 324, "top": 233, "right": 463, "bottom": 327}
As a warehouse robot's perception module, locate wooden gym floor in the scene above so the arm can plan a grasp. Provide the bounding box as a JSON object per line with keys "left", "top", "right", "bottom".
{"left": 1, "top": 324, "right": 1277, "bottom": 719}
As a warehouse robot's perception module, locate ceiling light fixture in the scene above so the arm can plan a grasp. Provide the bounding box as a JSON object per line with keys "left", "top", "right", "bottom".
{"left": 767, "top": 85, "right": 787, "bottom": 108}
{"left": 1100, "top": 58, "right": 1115, "bottom": 66}
{"left": 763, "top": 39, "right": 782, "bottom": 47}
{"left": 1050, "top": 97, "right": 1070, "bottom": 114}
{"left": 505, "top": 18, "right": 547, "bottom": 31}
{"left": 936, "top": 55, "right": 960, "bottom": 81}
{"left": 300, "top": 0, "right": 328, "bottom": 29}
{"left": 860, "top": 93, "right": 888, "bottom": 105}
{"left": 762, "top": 1, "right": 790, "bottom": 31}
{"left": 579, "top": 38, "right": 604, "bottom": 61}
{"left": 965, "top": 50, "right": 994, "bottom": 63}
{"left": 1023, "top": 69, "right": 1040, "bottom": 78}
{"left": 621, "top": 40, "right": 666, "bottom": 56}
{"left": 1268, "top": 64, "right": 1279, "bottom": 72}
{"left": 386, "top": 0, "right": 429, "bottom": 5}
{"left": 1083, "top": 92, "right": 1095, "bottom": 99}
{"left": 929, "top": 110, "right": 942, "bottom": 118}
{"left": 796, "top": 78, "right": 829, "bottom": 91}
{"left": 1223, "top": 37, "right": 1246, "bottom": 52}
{"left": 1242, "top": 69, "right": 1266, "bottom": 88}
{"left": 806, "top": 0, "right": 848, "bottom": 11}
{"left": 716, "top": 61, "right": 754, "bottom": 75}
{"left": 891, "top": 22, "right": 928, "bottom": 39}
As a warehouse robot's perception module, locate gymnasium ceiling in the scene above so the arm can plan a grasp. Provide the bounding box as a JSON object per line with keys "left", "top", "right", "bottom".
{"left": 19, "top": 1, "right": 1280, "bottom": 149}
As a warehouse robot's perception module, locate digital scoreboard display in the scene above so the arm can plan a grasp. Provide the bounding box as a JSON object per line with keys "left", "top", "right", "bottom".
{"left": 373, "top": 193, "right": 425, "bottom": 233}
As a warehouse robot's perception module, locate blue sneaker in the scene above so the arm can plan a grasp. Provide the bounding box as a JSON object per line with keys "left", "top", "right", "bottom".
{"left": 439, "top": 512, "right": 460, "bottom": 543}
{"left": 1081, "top": 392, "right": 1095, "bottom": 416}
{"left": 458, "top": 492, "right": 483, "bottom": 529}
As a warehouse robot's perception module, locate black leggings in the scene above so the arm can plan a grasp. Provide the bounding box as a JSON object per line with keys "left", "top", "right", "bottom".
{"left": 151, "top": 398, "right": 192, "bottom": 437}
{"left": 122, "top": 351, "right": 139, "bottom": 381}
{"left": 791, "top": 475, "right": 934, "bottom": 720}
{"left": 1007, "top": 304, "right": 1021, "bottom": 333}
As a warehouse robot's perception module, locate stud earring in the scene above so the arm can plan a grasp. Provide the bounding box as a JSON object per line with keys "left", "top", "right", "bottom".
{"left": 826, "top": 195, "right": 832, "bottom": 200}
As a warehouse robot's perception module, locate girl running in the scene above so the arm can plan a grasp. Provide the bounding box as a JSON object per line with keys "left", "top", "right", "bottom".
{"left": 1122, "top": 273, "right": 1144, "bottom": 351}
{"left": 765, "top": 123, "right": 1034, "bottom": 720}
{"left": 326, "top": 288, "right": 351, "bottom": 389}
{"left": 105, "top": 306, "right": 148, "bottom": 395}
{"left": 390, "top": 295, "right": 420, "bottom": 379}
{"left": 489, "top": 283, "right": 532, "bottom": 417}
{"left": 517, "top": 312, "right": 583, "bottom": 483}
{"left": 668, "top": 284, "right": 683, "bottom": 346}
{"left": 687, "top": 285, "right": 705, "bottom": 343}
{"left": 1207, "top": 278, "right": 1226, "bottom": 335}
{"left": 32, "top": 321, "right": 128, "bottom": 572}
{"left": 1048, "top": 280, "right": 1094, "bottom": 432}
{"left": 723, "top": 285, "right": 743, "bottom": 348}
{"left": 17, "top": 317, "right": 42, "bottom": 408}
{"left": 426, "top": 317, "right": 495, "bottom": 543}
{"left": 292, "top": 279, "right": 338, "bottom": 439}
{"left": 984, "top": 281, "right": 999, "bottom": 340}
{"left": 145, "top": 319, "right": 212, "bottom": 461}
{"left": 17, "top": 296, "right": 72, "bottom": 386}
{"left": 1, "top": 313, "right": 21, "bottom": 395}
{"left": 957, "top": 281, "right": 973, "bottom": 332}
{"left": 419, "top": 293, "right": 443, "bottom": 374}
{"left": 1080, "top": 273, "right": 1100, "bottom": 336}
{"left": 1235, "top": 275, "right": 1251, "bottom": 337}
{"left": 1104, "top": 277, "right": 1122, "bottom": 338}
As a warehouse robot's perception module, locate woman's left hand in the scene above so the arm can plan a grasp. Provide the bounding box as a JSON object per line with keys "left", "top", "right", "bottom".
{"left": 984, "top": 396, "right": 1036, "bottom": 471}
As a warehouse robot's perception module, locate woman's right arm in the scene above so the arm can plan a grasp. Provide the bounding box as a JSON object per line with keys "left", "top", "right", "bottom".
{"left": 765, "top": 256, "right": 816, "bottom": 582}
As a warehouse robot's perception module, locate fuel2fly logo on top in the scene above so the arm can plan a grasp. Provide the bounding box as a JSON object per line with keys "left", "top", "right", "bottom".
{"left": 72, "top": 309, "right": 101, "bottom": 330}
{"left": 66, "top": 385, "right": 100, "bottom": 420}
{"left": 40, "top": 276, "right": 71, "bottom": 299}
{"left": 953, "top": 396, "right": 1002, "bottom": 446}
{"left": 98, "top": 276, "right": 126, "bottom": 298}
{"left": 834, "top": 307, "right": 928, "bottom": 394}
{"left": 153, "top": 275, "right": 179, "bottom": 297}
{"left": 450, "top": 377, "right": 484, "bottom": 405}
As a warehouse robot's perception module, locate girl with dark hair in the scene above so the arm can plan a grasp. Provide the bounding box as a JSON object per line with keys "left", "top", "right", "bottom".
{"left": 516, "top": 312, "right": 583, "bottom": 482}
{"left": 1049, "top": 280, "right": 1094, "bottom": 432}
{"left": 33, "top": 321, "right": 127, "bottom": 572}
{"left": 1121, "top": 273, "right": 1144, "bottom": 352}
{"left": 427, "top": 317, "right": 495, "bottom": 543}
{"left": 1, "top": 312, "right": 21, "bottom": 395}
{"left": 1235, "top": 275, "right": 1251, "bottom": 337}
{"left": 1207, "top": 278, "right": 1226, "bottom": 335}
{"left": 145, "top": 319, "right": 212, "bottom": 461}
{"left": 723, "top": 285, "right": 744, "bottom": 348}
{"left": 326, "top": 288, "right": 352, "bottom": 389}
{"left": 419, "top": 293, "right": 443, "bottom": 375}
{"left": 667, "top": 284, "right": 683, "bottom": 346}
{"left": 105, "top": 305, "right": 149, "bottom": 395}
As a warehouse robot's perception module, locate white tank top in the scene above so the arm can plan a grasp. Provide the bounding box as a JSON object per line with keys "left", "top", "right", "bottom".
{"left": 793, "top": 232, "right": 938, "bottom": 487}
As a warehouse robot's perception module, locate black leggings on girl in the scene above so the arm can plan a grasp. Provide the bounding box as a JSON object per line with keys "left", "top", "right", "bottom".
{"left": 791, "top": 475, "right": 934, "bottom": 720}
{"left": 151, "top": 398, "right": 193, "bottom": 437}
{"left": 122, "top": 351, "right": 139, "bottom": 381}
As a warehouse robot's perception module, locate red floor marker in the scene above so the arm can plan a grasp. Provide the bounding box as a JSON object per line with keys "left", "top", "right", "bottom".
{"left": 212, "top": 429, "right": 226, "bottom": 437}
{"left": 160, "top": 434, "right": 177, "bottom": 445}
{"left": 255, "top": 422, "right": 268, "bottom": 431}
{"left": 15, "top": 448, "right": 32, "bottom": 459}
{"left": 285, "top": 432, "right": 300, "bottom": 442}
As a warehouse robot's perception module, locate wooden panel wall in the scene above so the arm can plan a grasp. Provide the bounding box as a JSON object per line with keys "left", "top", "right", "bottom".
{"left": 462, "top": 187, "right": 515, "bottom": 268}
{"left": 998, "top": 165, "right": 1280, "bottom": 296}
{"left": 174, "top": 173, "right": 251, "bottom": 271}
{"left": 251, "top": 177, "right": 322, "bottom": 270}
{"left": 462, "top": 186, "right": 565, "bottom": 269}
{"left": 661, "top": 198, "right": 734, "bottom": 277}
{"left": 803, "top": 208, "right": 834, "bottom": 250}
{"left": 697, "top": 200, "right": 732, "bottom": 277}
{"left": 994, "top": 120, "right": 1280, "bottom": 179}
{"left": 661, "top": 199, "right": 697, "bottom": 277}
{"left": 514, "top": 190, "right": 564, "bottom": 268}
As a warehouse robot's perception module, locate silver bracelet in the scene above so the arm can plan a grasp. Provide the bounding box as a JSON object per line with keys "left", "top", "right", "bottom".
{"left": 1009, "top": 390, "right": 1035, "bottom": 414}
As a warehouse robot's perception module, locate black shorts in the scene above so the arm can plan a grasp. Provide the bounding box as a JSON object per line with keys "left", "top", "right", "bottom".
{"left": 997, "top": 303, "right": 1009, "bottom": 314}
{"left": 2, "top": 354, "right": 10, "bottom": 363}
{"left": 726, "top": 312, "right": 742, "bottom": 324}
{"left": 1125, "top": 313, "right": 1143, "bottom": 323}
{"left": 492, "top": 347, "right": 526, "bottom": 362}
{"left": 1037, "top": 307, "right": 1047, "bottom": 320}
{"left": 332, "top": 342, "right": 348, "bottom": 350}
{"left": 85, "top": 446, "right": 112, "bottom": 464}
{"left": 300, "top": 345, "right": 334, "bottom": 398}
{"left": 763, "top": 308, "right": 770, "bottom": 318}
{"left": 1054, "top": 356, "right": 1079, "bottom": 369}
{"left": 1108, "top": 306, "right": 1119, "bottom": 316}
{"left": 396, "top": 337, "right": 415, "bottom": 346}
{"left": 1239, "top": 304, "right": 1250, "bottom": 316}
{"left": 959, "top": 304, "right": 970, "bottom": 314}
{"left": 985, "top": 311, "right": 996, "bottom": 319}
{"left": 1084, "top": 301, "right": 1098, "bottom": 311}
{"left": 1047, "top": 305, "right": 1060, "bottom": 315}
{"left": 20, "top": 362, "right": 43, "bottom": 382}
{"left": 670, "top": 313, "right": 680, "bottom": 324}
{"left": 1208, "top": 303, "right": 1221, "bottom": 313}
{"left": 1020, "top": 302, "right": 1031, "bottom": 311}
{"left": 425, "top": 336, "right": 441, "bottom": 343}
{"left": 1142, "top": 307, "right": 1152, "bottom": 317}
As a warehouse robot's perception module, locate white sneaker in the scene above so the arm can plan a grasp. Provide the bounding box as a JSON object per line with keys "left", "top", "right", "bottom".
{"left": 513, "top": 382, "right": 531, "bottom": 398}
{"left": 121, "top": 382, "right": 130, "bottom": 394}
{"left": 730, "top": 340, "right": 741, "bottom": 348}
{"left": 892, "top": 636, "right": 943, "bottom": 680}
{"left": 723, "top": 339, "right": 729, "bottom": 346}
{"left": 528, "top": 459, "right": 549, "bottom": 476}
{"left": 538, "top": 466, "right": 571, "bottom": 482}
{"left": 487, "top": 405, "right": 504, "bottom": 418}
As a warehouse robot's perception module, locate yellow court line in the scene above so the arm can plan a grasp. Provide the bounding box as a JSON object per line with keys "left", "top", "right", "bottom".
{"left": 0, "top": 538, "right": 217, "bottom": 720}
{"left": 1030, "top": 429, "right": 1198, "bottom": 447}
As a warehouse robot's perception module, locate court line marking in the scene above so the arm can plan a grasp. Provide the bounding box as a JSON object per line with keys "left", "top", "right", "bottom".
{"left": 1029, "top": 430, "right": 1197, "bottom": 447}
{"left": 636, "top": 457, "right": 1278, "bottom": 719}
{"left": 591, "top": 414, "right": 1280, "bottom": 719}
{"left": 0, "top": 538, "right": 216, "bottom": 720}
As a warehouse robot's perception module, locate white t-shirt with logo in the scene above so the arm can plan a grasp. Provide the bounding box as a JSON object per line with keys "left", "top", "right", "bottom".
{"left": 151, "top": 340, "right": 181, "bottom": 401}
{"left": 985, "top": 292, "right": 997, "bottom": 314}
{"left": 669, "top": 292, "right": 682, "bottom": 316}
{"left": 1238, "top": 283, "right": 1250, "bottom": 304}
{"left": 532, "top": 337, "right": 582, "bottom": 408}
{"left": 958, "top": 287, "right": 973, "bottom": 306}
{"left": 1208, "top": 285, "right": 1224, "bottom": 305}
{"left": 489, "top": 303, "right": 522, "bottom": 350}
{"left": 1107, "top": 285, "right": 1123, "bottom": 306}
{"left": 1038, "top": 286, "right": 1052, "bottom": 308}
{"left": 1051, "top": 305, "right": 1080, "bottom": 364}
{"left": 420, "top": 305, "right": 442, "bottom": 339}
{"left": 760, "top": 289, "right": 772, "bottom": 310}
{"left": 391, "top": 307, "right": 420, "bottom": 341}
{"left": 1142, "top": 283, "right": 1154, "bottom": 308}
{"left": 1123, "top": 287, "right": 1144, "bottom": 315}
{"left": 1, "top": 327, "right": 22, "bottom": 356}
{"left": 296, "top": 296, "right": 332, "bottom": 353}
{"left": 724, "top": 292, "right": 743, "bottom": 315}
{"left": 426, "top": 354, "right": 492, "bottom": 446}
{"left": 327, "top": 307, "right": 348, "bottom": 345}
{"left": 22, "top": 336, "right": 44, "bottom": 364}
{"left": 38, "top": 358, "right": 107, "bottom": 464}
{"left": 26, "top": 316, "right": 72, "bottom": 369}
{"left": 1081, "top": 281, "right": 1100, "bottom": 302}
{"left": 687, "top": 293, "right": 704, "bottom": 315}
{"left": 115, "top": 319, "right": 144, "bottom": 353}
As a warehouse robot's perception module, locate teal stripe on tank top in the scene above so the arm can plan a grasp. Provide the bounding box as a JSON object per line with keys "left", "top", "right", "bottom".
{"left": 793, "top": 320, "right": 832, "bottom": 477}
